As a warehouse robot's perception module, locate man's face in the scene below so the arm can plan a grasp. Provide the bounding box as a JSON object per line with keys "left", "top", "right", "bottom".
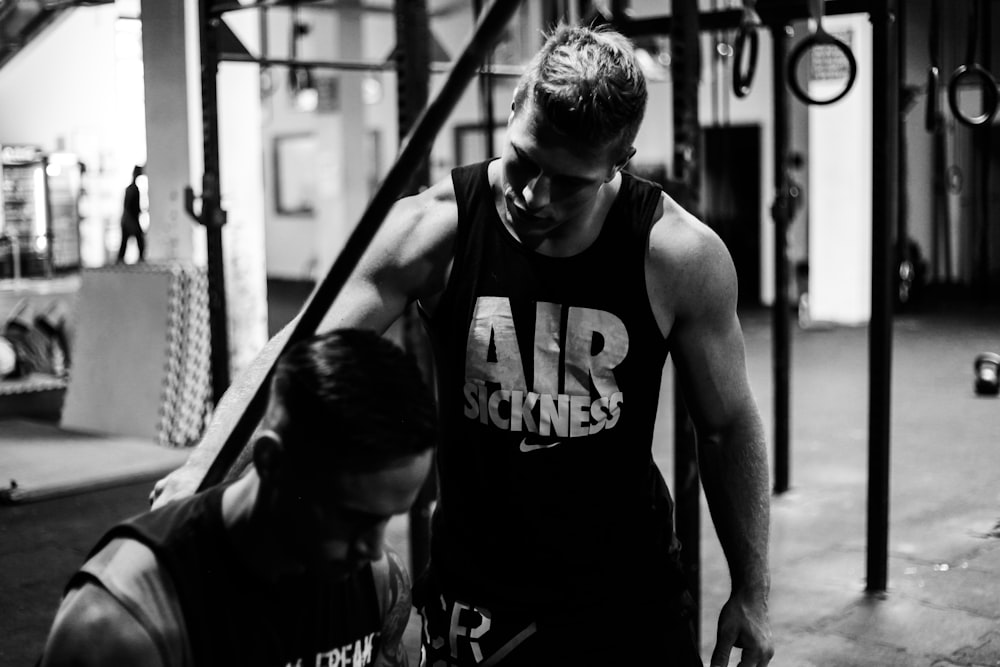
{"left": 275, "top": 449, "right": 433, "bottom": 581}
{"left": 500, "top": 101, "right": 623, "bottom": 239}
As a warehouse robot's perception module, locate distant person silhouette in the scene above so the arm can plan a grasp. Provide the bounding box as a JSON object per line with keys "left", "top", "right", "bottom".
{"left": 117, "top": 165, "right": 145, "bottom": 264}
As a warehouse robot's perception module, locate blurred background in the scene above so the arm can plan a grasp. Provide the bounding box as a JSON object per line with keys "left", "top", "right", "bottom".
{"left": 1, "top": 1, "right": 999, "bottom": 665}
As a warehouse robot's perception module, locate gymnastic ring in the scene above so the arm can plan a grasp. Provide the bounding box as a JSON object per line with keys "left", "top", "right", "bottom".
{"left": 925, "top": 0, "right": 941, "bottom": 132}
{"left": 786, "top": 30, "right": 858, "bottom": 106}
{"left": 947, "top": 64, "right": 999, "bottom": 128}
{"left": 732, "top": 17, "right": 760, "bottom": 98}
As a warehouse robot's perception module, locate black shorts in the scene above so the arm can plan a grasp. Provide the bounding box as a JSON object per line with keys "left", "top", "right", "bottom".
{"left": 414, "top": 568, "right": 703, "bottom": 667}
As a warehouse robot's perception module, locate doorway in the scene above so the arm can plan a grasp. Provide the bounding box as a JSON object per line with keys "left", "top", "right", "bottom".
{"left": 702, "top": 124, "right": 762, "bottom": 307}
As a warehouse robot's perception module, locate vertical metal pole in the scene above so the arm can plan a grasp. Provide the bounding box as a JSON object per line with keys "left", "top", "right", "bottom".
{"left": 671, "top": 0, "right": 702, "bottom": 643}
{"left": 973, "top": 0, "right": 991, "bottom": 294}
{"left": 197, "top": 0, "right": 231, "bottom": 403}
{"left": 927, "top": 0, "right": 950, "bottom": 283}
{"left": 41, "top": 155, "right": 55, "bottom": 277}
{"left": 771, "top": 25, "right": 792, "bottom": 495}
{"left": 867, "top": 0, "right": 898, "bottom": 595}
{"left": 395, "top": 0, "right": 435, "bottom": 579}
{"left": 895, "top": 0, "right": 910, "bottom": 299}
{"left": 472, "top": 0, "right": 496, "bottom": 159}
{"left": 259, "top": 6, "right": 269, "bottom": 79}
{"left": 982, "top": 0, "right": 993, "bottom": 294}
{"left": 395, "top": 0, "right": 431, "bottom": 191}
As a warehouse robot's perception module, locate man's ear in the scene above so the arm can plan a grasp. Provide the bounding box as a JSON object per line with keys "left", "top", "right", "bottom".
{"left": 252, "top": 429, "right": 285, "bottom": 486}
{"left": 509, "top": 88, "right": 522, "bottom": 122}
{"left": 608, "top": 147, "right": 637, "bottom": 181}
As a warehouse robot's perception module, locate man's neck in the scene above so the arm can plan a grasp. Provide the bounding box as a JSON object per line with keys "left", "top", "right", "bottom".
{"left": 221, "top": 473, "right": 295, "bottom": 582}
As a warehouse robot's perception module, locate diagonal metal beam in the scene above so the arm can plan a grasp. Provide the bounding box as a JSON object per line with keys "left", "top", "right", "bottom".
{"left": 197, "top": 0, "right": 525, "bottom": 490}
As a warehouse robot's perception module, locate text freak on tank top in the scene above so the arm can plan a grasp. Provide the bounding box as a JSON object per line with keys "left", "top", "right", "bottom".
{"left": 79, "top": 487, "right": 383, "bottom": 666}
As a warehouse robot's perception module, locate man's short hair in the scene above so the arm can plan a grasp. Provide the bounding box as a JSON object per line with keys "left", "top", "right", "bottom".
{"left": 513, "top": 23, "right": 647, "bottom": 157}
{"left": 269, "top": 329, "right": 437, "bottom": 470}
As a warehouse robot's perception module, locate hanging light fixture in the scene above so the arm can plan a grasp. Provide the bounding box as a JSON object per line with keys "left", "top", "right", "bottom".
{"left": 288, "top": 3, "right": 317, "bottom": 112}
{"left": 290, "top": 65, "right": 318, "bottom": 111}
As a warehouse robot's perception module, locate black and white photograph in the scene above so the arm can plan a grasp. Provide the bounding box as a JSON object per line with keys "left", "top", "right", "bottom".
{"left": 1, "top": 1, "right": 999, "bottom": 665}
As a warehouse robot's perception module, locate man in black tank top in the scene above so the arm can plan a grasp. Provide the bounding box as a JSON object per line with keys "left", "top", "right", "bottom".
{"left": 151, "top": 23, "right": 774, "bottom": 667}
{"left": 41, "top": 330, "right": 437, "bottom": 667}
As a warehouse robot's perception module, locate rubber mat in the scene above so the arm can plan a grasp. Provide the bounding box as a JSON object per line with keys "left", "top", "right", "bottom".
{"left": 0, "top": 419, "right": 189, "bottom": 504}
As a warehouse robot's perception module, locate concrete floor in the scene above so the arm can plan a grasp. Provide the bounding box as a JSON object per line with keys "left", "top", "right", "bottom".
{"left": 0, "top": 480, "right": 154, "bottom": 665}
{"left": 2, "top": 286, "right": 999, "bottom": 666}
{"left": 697, "top": 303, "right": 1000, "bottom": 666}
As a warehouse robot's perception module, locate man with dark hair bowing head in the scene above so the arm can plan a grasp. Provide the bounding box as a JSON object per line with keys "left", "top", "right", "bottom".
{"left": 42, "top": 329, "right": 436, "bottom": 667}
{"left": 153, "top": 23, "right": 773, "bottom": 666}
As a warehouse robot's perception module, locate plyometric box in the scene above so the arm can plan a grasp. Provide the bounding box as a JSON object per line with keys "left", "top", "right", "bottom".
{"left": 61, "top": 264, "right": 213, "bottom": 447}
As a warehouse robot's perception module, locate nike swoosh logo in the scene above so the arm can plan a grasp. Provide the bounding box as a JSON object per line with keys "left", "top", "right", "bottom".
{"left": 519, "top": 437, "right": 562, "bottom": 453}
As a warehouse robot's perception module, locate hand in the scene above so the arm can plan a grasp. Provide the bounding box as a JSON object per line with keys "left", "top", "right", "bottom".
{"left": 710, "top": 592, "right": 773, "bottom": 667}
{"left": 149, "top": 465, "right": 201, "bottom": 509}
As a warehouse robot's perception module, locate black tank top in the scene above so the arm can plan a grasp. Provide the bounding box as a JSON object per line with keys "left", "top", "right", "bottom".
{"left": 73, "top": 487, "right": 383, "bottom": 666}
{"left": 425, "top": 160, "right": 681, "bottom": 614}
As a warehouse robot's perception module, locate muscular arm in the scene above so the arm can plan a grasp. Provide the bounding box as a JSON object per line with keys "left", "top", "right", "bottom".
{"left": 648, "top": 200, "right": 773, "bottom": 666}
{"left": 41, "top": 583, "right": 166, "bottom": 667}
{"left": 667, "top": 235, "right": 770, "bottom": 600}
{"left": 319, "top": 177, "right": 458, "bottom": 333}
{"left": 151, "top": 180, "right": 458, "bottom": 508}
{"left": 373, "top": 550, "right": 415, "bottom": 667}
